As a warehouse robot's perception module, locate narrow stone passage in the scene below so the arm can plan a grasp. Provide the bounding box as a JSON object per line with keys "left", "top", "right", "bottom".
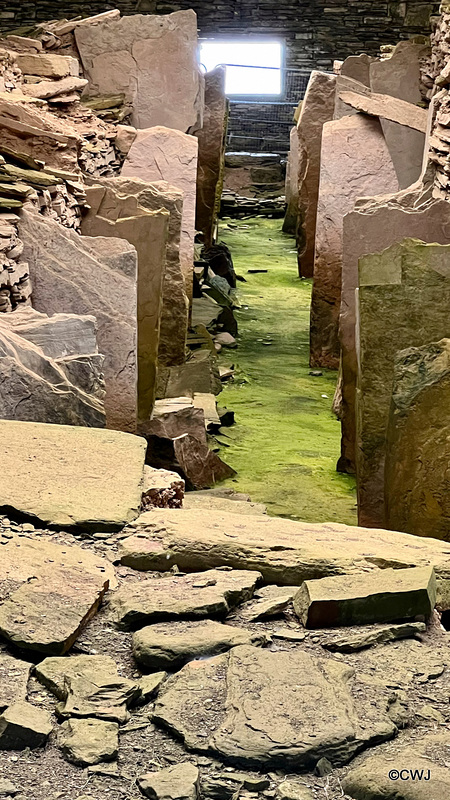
{"left": 217, "top": 216, "right": 356, "bottom": 523}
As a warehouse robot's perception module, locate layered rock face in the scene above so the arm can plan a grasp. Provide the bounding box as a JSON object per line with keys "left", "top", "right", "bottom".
{"left": 385, "top": 338, "right": 450, "bottom": 541}
{"left": 74, "top": 10, "right": 202, "bottom": 132}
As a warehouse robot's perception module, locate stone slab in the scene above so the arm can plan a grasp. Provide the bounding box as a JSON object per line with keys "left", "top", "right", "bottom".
{"left": 338, "top": 91, "right": 427, "bottom": 132}
{"left": 0, "top": 534, "right": 115, "bottom": 654}
{"left": 132, "top": 620, "right": 267, "bottom": 670}
{"left": 138, "top": 763, "right": 199, "bottom": 800}
{"left": 339, "top": 197, "right": 450, "bottom": 474}
{"left": 109, "top": 568, "right": 261, "bottom": 630}
{"left": 322, "top": 621, "right": 426, "bottom": 653}
{"left": 14, "top": 53, "right": 78, "bottom": 79}
{"left": 385, "top": 338, "right": 450, "bottom": 540}
{"left": 122, "top": 126, "right": 198, "bottom": 298}
{"left": 356, "top": 239, "right": 450, "bottom": 527}
{"left": 282, "top": 126, "right": 299, "bottom": 235}
{"left": 295, "top": 71, "right": 336, "bottom": 278}
{"left": 153, "top": 645, "right": 396, "bottom": 768}
{"left": 310, "top": 114, "right": 398, "bottom": 368}
{"left": 19, "top": 209, "right": 140, "bottom": 432}
{"left": 58, "top": 717, "right": 118, "bottom": 766}
{"left": 95, "top": 176, "right": 187, "bottom": 367}
{"left": 196, "top": 67, "right": 228, "bottom": 248}
{"left": 75, "top": 10, "right": 201, "bottom": 132}
{"left": 117, "top": 508, "right": 450, "bottom": 604}
{"left": 0, "top": 652, "right": 30, "bottom": 710}
{"left": 293, "top": 566, "right": 436, "bottom": 628}
{"left": 0, "top": 701, "right": 52, "bottom": 749}
{"left": 0, "top": 419, "right": 146, "bottom": 531}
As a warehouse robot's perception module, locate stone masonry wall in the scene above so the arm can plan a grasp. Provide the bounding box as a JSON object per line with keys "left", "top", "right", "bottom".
{"left": 0, "top": 1, "right": 440, "bottom": 71}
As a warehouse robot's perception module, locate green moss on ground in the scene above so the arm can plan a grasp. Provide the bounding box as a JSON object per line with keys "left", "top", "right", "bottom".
{"left": 217, "top": 216, "right": 357, "bottom": 524}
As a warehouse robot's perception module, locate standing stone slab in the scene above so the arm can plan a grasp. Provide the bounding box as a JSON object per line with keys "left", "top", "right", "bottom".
{"left": 81, "top": 186, "right": 169, "bottom": 423}
{"left": 74, "top": 10, "right": 201, "bottom": 132}
{"left": 310, "top": 114, "right": 398, "bottom": 368}
{"left": 0, "top": 419, "right": 145, "bottom": 531}
{"left": 294, "top": 566, "right": 436, "bottom": 628}
{"left": 296, "top": 71, "right": 336, "bottom": 278}
{"left": 385, "top": 339, "right": 450, "bottom": 541}
{"left": 122, "top": 126, "right": 198, "bottom": 299}
{"left": 356, "top": 238, "right": 450, "bottom": 528}
{"left": 95, "top": 176, "right": 188, "bottom": 367}
{"left": 196, "top": 67, "right": 228, "bottom": 248}
{"left": 282, "top": 126, "right": 300, "bottom": 235}
{"left": 339, "top": 197, "right": 450, "bottom": 473}
{"left": 18, "top": 209, "right": 139, "bottom": 432}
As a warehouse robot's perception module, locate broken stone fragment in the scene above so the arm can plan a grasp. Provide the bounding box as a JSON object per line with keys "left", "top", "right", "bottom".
{"left": 138, "top": 763, "right": 200, "bottom": 800}
{"left": 132, "top": 619, "right": 268, "bottom": 670}
{"left": 14, "top": 53, "right": 79, "bottom": 79}
{"left": 276, "top": 781, "right": 314, "bottom": 800}
{"left": 22, "top": 76, "right": 88, "bottom": 100}
{"left": 58, "top": 717, "right": 119, "bottom": 766}
{"left": 294, "top": 567, "right": 436, "bottom": 628}
{"left": 338, "top": 90, "right": 428, "bottom": 131}
{"left": 114, "top": 124, "right": 137, "bottom": 156}
{"left": 110, "top": 568, "right": 261, "bottom": 630}
{"left": 322, "top": 621, "right": 426, "bottom": 652}
{"left": 141, "top": 466, "right": 185, "bottom": 511}
{"left": 0, "top": 701, "right": 52, "bottom": 749}
{"left": 0, "top": 653, "right": 30, "bottom": 710}
{"left": 138, "top": 673, "right": 167, "bottom": 703}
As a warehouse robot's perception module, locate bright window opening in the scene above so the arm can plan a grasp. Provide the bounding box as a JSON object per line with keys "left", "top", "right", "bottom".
{"left": 199, "top": 40, "right": 283, "bottom": 97}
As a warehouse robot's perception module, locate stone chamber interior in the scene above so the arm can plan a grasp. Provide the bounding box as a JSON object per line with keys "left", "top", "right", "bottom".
{"left": 1, "top": 2, "right": 450, "bottom": 800}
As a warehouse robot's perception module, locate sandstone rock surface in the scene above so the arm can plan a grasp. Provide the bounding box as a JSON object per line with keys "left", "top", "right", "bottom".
{"left": 0, "top": 701, "right": 52, "bottom": 749}
{"left": 0, "top": 419, "right": 146, "bottom": 531}
{"left": 385, "top": 339, "right": 450, "bottom": 540}
{"left": 132, "top": 620, "right": 267, "bottom": 670}
{"left": 282, "top": 126, "right": 300, "bottom": 235}
{"left": 310, "top": 114, "right": 398, "bottom": 368}
{"left": 154, "top": 645, "right": 395, "bottom": 768}
{"left": 323, "top": 621, "right": 426, "bottom": 653}
{"left": 138, "top": 763, "right": 199, "bottom": 800}
{"left": 0, "top": 653, "right": 30, "bottom": 710}
{"left": 196, "top": 68, "right": 227, "bottom": 248}
{"left": 75, "top": 10, "right": 201, "bottom": 132}
{"left": 122, "top": 126, "right": 198, "bottom": 295}
{"left": 338, "top": 91, "right": 427, "bottom": 131}
{"left": 110, "top": 568, "right": 261, "bottom": 630}
{"left": 294, "top": 567, "right": 436, "bottom": 628}
{"left": 296, "top": 71, "right": 336, "bottom": 278}
{"left": 58, "top": 717, "right": 119, "bottom": 766}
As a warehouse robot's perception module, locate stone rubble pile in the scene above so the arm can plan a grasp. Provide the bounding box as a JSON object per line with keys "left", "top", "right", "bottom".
{"left": 284, "top": 2, "right": 450, "bottom": 540}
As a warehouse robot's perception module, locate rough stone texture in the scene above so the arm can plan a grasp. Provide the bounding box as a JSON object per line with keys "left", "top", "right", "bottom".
{"left": 0, "top": 419, "right": 145, "bottom": 531}
{"left": 0, "top": 307, "right": 105, "bottom": 427}
{"left": 141, "top": 466, "right": 185, "bottom": 511}
{"left": 339, "top": 196, "right": 450, "bottom": 474}
{"left": 95, "top": 176, "right": 187, "bottom": 367}
{"left": 342, "top": 731, "right": 450, "bottom": 800}
{"left": 356, "top": 239, "right": 450, "bottom": 528}
{"left": 19, "top": 209, "right": 140, "bottom": 432}
{"left": 341, "top": 53, "right": 373, "bottom": 86}
{"left": 310, "top": 114, "right": 398, "bottom": 368}
{"left": 74, "top": 10, "right": 201, "bottom": 132}
{"left": 182, "top": 494, "right": 267, "bottom": 516}
{"left": 385, "top": 338, "right": 450, "bottom": 541}
{"left": 196, "top": 67, "right": 227, "bottom": 248}
{"left": 295, "top": 71, "right": 336, "bottom": 279}
{"left": 109, "top": 568, "right": 261, "bottom": 630}
{"left": 138, "top": 763, "right": 200, "bottom": 800}
{"left": 118, "top": 509, "right": 450, "bottom": 604}
{"left": 0, "top": 701, "right": 52, "bottom": 749}
{"left": 0, "top": 533, "right": 115, "bottom": 654}
{"left": 282, "top": 126, "right": 299, "bottom": 236}
{"left": 58, "top": 717, "right": 119, "bottom": 766}
{"left": 294, "top": 566, "right": 436, "bottom": 628}
{"left": 35, "top": 654, "right": 140, "bottom": 723}
{"left": 277, "top": 782, "right": 314, "bottom": 800}
{"left": 154, "top": 645, "right": 396, "bottom": 769}
{"left": 0, "top": 653, "right": 30, "bottom": 710}
{"left": 122, "top": 126, "right": 198, "bottom": 297}
{"left": 338, "top": 90, "right": 427, "bottom": 131}
{"left": 81, "top": 185, "right": 169, "bottom": 425}
{"left": 133, "top": 619, "right": 267, "bottom": 670}
{"left": 323, "top": 621, "right": 426, "bottom": 653}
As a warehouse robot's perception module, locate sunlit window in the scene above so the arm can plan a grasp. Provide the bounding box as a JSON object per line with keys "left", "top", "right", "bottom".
{"left": 199, "top": 40, "right": 283, "bottom": 97}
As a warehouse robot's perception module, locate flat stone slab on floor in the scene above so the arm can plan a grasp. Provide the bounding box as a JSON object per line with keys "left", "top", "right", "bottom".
{"left": 0, "top": 420, "right": 146, "bottom": 531}
{"left": 58, "top": 717, "right": 119, "bottom": 766}
{"left": 110, "top": 568, "right": 262, "bottom": 630}
{"left": 0, "top": 652, "right": 30, "bottom": 710}
{"left": 294, "top": 567, "right": 436, "bottom": 628}
{"left": 118, "top": 509, "right": 450, "bottom": 602}
{"left": 153, "top": 644, "right": 396, "bottom": 769}
{"left": 132, "top": 619, "right": 268, "bottom": 670}
{"left": 0, "top": 701, "right": 52, "bottom": 750}
{"left": 0, "top": 535, "right": 115, "bottom": 655}
{"left": 138, "top": 762, "right": 199, "bottom": 800}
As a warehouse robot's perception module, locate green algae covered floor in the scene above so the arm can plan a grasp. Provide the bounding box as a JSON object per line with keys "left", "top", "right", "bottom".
{"left": 218, "top": 216, "right": 357, "bottom": 524}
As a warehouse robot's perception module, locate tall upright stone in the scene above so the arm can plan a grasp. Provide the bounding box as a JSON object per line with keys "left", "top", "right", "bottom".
{"left": 122, "top": 126, "right": 198, "bottom": 302}
{"left": 18, "top": 210, "right": 141, "bottom": 433}
{"left": 282, "top": 126, "right": 299, "bottom": 236}
{"left": 385, "top": 339, "right": 450, "bottom": 541}
{"left": 81, "top": 185, "right": 169, "bottom": 424}
{"left": 88, "top": 177, "right": 187, "bottom": 367}
{"left": 310, "top": 115, "right": 398, "bottom": 369}
{"left": 356, "top": 239, "right": 450, "bottom": 529}
{"left": 195, "top": 67, "right": 228, "bottom": 248}
{"left": 339, "top": 197, "right": 450, "bottom": 474}
{"left": 74, "top": 10, "right": 202, "bottom": 133}
{"left": 296, "top": 71, "right": 336, "bottom": 278}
